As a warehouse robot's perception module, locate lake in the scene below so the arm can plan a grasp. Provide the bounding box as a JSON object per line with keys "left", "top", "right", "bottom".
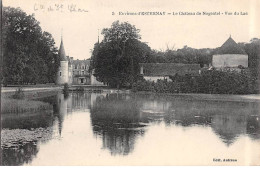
{"left": 1, "top": 92, "right": 260, "bottom": 165}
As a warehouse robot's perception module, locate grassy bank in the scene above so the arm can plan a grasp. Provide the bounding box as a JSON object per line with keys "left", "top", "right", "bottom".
{"left": 1, "top": 88, "right": 60, "bottom": 99}
{"left": 1, "top": 98, "right": 52, "bottom": 114}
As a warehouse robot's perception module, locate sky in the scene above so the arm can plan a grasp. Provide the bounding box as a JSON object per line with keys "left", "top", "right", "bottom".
{"left": 3, "top": 0, "right": 260, "bottom": 60}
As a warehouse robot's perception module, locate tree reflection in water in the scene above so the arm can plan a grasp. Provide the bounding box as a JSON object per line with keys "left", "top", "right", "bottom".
{"left": 246, "top": 115, "right": 260, "bottom": 140}
{"left": 89, "top": 93, "right": 260, "bottom": 154}
{"left": 2, "top": 142, "right": 38, "bottom": 166}
{"left": 90, "top": 93, "right": 147, "bottom": 155}
{"left": 137, "top": 95, "right": 260, "bottom": 146}
{"left": 1, "top": 92, "right": 260, "bottom": 165}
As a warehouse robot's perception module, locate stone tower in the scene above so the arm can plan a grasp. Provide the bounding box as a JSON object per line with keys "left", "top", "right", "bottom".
{"left": 56, "top": 37, "right": 69, "bottom": 84}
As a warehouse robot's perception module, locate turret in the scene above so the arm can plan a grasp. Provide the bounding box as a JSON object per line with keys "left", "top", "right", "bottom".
{"left": 56, "top": 37, "right": 69, "bottom": 84}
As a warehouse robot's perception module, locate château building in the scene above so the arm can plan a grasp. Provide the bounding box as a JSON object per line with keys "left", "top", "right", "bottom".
{"left": 56, "top": 38, "right": 103, "bottom": 85}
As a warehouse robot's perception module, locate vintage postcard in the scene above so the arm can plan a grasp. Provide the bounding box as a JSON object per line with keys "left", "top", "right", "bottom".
{"left": 1, "top": 0, "right": 260, "bottom": 166}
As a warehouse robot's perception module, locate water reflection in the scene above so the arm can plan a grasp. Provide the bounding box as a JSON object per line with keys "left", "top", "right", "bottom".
{"left": 90, "top": 93, "right": 147, "bottom": 155}
{"left": 246, "top": 115, "right": 260, "bottom": 140}
{"left": 1, "top": 92, "right": 260, "bottom": 165}
{"left": 137, "top": 95, "right": 260, "bottom": 145}
{"left": 2, "top": 141, "right": 38, "bottom": 166}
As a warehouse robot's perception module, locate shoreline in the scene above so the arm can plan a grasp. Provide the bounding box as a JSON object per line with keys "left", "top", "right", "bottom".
{"left": 1, "top": 86, "right": 260, "bottom": 102}
{"left": 133, "top": 91, "right": 260, "bottom": 102}
{"left": 1, "top": 86, "right": 62, "bottom": 100}
{"left": 1, "top": 86, "right": 62, "bottom": 93}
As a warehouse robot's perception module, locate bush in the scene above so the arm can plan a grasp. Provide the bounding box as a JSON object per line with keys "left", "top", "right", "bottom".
{"left": 132, "top": 80, "right": 155, "bottom": 92}
{"left": 13, "top": 87, "right": 25, "bottom": 99}
{"left": 63, "top": 83, "right": 69, "bottom": 98}
{"left": 63, "top": 83, "right": 69, "bottom": 91}
{"left": 133, "top": 70, "right": 257, "bottom": 94}
{"left": 197, "top": 70, "right": 252, "bottom": 94}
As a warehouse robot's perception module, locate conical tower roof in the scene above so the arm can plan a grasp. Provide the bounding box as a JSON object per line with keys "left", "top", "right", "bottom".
{"left": 215, "top": 36, "right": 247, "bottom": 55}
{"left": 58, "top": 38, "right": 67, "bottom": 61}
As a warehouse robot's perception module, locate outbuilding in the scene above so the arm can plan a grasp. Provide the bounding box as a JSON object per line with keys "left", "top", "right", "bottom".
{"left": 212, "top": 36, "right": 248, "bottom": 69}
{"left": 139, "top": 63, "right": 201, "bottom": 82}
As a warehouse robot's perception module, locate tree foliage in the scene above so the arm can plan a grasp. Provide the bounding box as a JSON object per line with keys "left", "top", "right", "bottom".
{"left": 147, "top": 47, "right": 213, "bottom": 67}
{"left": 2, "top": 7, "right": 59, "bottom": 85}
{"left": 244, "top": 38, "right": 260, "bottom": 77}
{"left": 102, "top": 20, "right": 141, "bottom": 59}
{"left": 91, "top": 21, "right": 150, "bottom": 88}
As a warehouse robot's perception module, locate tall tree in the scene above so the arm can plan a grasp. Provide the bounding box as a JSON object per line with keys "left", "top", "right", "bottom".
{"left": 2, "top": 7, "right": 59, "bottom": 85}
{"left": 102, "top": 20, "right": 141, "bottom": 59}
{"left": 91, "top": 21, "right": 150, "bottom": 88}
{"left": 244, "top": 38, "right": 260, "bottom": 92}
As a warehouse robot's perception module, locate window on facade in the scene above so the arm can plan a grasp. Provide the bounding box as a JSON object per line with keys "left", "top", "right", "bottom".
{"left": 78, "top": 71, "right": 80, "bottom": 75}
{"left": 60, "top": 72, "right": 61, "bottom": 76}
{"left": 82, "top": 71, "right": 84, "bottom": 75}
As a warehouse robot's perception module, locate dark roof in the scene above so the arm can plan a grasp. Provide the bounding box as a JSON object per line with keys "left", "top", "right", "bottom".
{"left": 140, "top": 63, "right": 201, "bottom": 76}
{"left": 71, "top": 59, "right": 90, "bottom": 66}
{"left": 214, "top": 37, "right": 247, "bottom": 55}
{"left": 58, "top": 38, "right": 67, "bottom": 61}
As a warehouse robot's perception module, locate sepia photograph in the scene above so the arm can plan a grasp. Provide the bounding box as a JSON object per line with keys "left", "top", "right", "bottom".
{"left": 0, "top": 0, "right": 260, "bottom": 166}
